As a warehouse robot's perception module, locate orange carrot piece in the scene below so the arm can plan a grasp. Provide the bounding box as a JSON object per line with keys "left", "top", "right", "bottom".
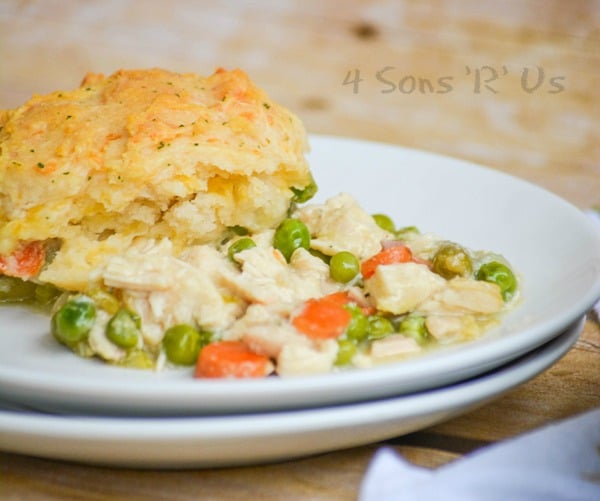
{"left": 0, "top": 241, "right": 45, "bottom": 279}
{"left": 360, "top": 245, "right": 413, "bottom": 279}
{"left": 319, "top": 291, "right": 352, "bottom": 307}
{"left": 292, "top": 292, "right": 353, "bottom": 339}
{"left": 328, "top": 290, "right": 375, "bottom": 316}
{"left": 195, "top": 341, "right": 271, "bottom": 379}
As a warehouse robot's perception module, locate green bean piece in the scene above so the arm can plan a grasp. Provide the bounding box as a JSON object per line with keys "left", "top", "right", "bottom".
{"left": 476, "top": 261, "right": 517, "bottom": 301}
{"left": 228, "top": 237, "right": 257, "bottom": 262}
{"left": 51, "top": 298, "right": 96, "bottom": 345}
{"left": 344, "top": 305, "right": 369, "bottom": 342}
{"left": 432, "top": 242, "right": 473, "bottom": 279}
{"left": 335, "top": 338, "right": 358, "bottom": 366}
{"left": 329, "top": 251, "right": 360, "bottom": 283}
{"left": 106, "top": 308, "right": 140, "bottom": 349}
{"left": 162, "top": 324, "right": 205, "bottom": 366}
{"left": 399, "top": 314, "right": 429, "bottom": 345}
{"left": 291, "top": 175, "right": 318, "bottom": 203}
{"left": 273, "top": 218, "right": 310, "bottom": 262}
{"left": 0, "top": 276, "right": 37, "bottom": 303}
{"left": 372, "top": 213, "right": 395, "bottom": 233}
{"left": 367, "top": 315, "right": 395, "bottom": 340}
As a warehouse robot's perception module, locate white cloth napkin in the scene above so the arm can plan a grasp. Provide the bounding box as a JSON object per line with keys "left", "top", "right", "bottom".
{"left": 359, "top": 408, "right": 600, "bottom": 500}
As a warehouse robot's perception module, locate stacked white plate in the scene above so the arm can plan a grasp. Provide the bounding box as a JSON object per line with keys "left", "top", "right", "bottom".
{"left": 1, "top": 136, "right": 599, "bottom": 468}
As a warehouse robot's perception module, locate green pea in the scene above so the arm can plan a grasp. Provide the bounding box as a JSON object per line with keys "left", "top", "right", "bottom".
{"left": 329, "top": 251, "right": 360, "bottom": 283}
{"left": 162, "top": 324, "right": 206, "bottom": 365}
{"left": 432, "top": 242, "right": 473, "bottom": 279}
{"left": 399, "top": 315, "right": 429, "bottom": 345}
{"left": 291, "top": 175, "right": 318, "bottom": 203}
{"left": 395, "top": 225, "right": 420, "bottom": 239}
{"left": 372, "top": 213, "right": 395, "bottom": 233}
{"left": 344, "top": 305, "right": 368, "bottom": 342}
{"left": 476, "top": 261, "right": 517, "bottom": 301}
{"left": 117, "top": 349, "right": 156, "bottom": 369}
{"left": 335, "top": 338, "right": 358, "bottom": 366}
{"left": 273, "top": 218, "right": 310, "bottom": 262}
{"left": 88, "top": 288, "right": 120, "bottom": 315}
{"left": 367, "top": 315, "right": 395, "bottom": 340}
{"left": 51, "top": 298, "right": 96, "bottom": 345}
{"left": 106, "top": 308, "right": 140, "bottom": 349}
{"left": 228, "top": 237, "right": 257, "bottom": 262}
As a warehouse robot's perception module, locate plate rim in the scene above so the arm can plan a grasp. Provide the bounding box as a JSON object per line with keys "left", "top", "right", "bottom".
{"left": 0, "top": 316, "right": 584, "bottom": 468}
{"left": 0, "top": 134, "right": 598, "bottom": 416}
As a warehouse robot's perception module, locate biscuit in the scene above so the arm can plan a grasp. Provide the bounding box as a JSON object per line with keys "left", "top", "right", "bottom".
{"left": 0, "top": 68, "right": 312, "bottom": 290}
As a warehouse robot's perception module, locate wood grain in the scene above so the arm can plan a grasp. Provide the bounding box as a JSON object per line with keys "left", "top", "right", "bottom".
{"left": 0, "top": 1, "right": 599, "bottom": 499}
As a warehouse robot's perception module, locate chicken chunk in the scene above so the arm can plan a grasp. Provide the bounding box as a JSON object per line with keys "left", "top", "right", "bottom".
{"left": 295, "top": 193, "right": 392, "bottom": 259}
{"left": 277, "top": 339, "right": 338, "bottom": 376}
{"left": 365, "top": 262, "right": 445, "bottom": 315}
{"left": 87, "top": 309, "right": 127, "bottom": 361}
{"left": 225, "top": 303, "right": 337, "bottom": 376}
{"left": 102, "top": 242, "right": 244, "bottom": 345}
{"left": 102, "top": 253, "right": 173, "bottom": 291}
{"left": 225, "top": 303, "right": 312, "bottom": 358}
{"left": 225, "top": 246, "right": 337, "bottom": 305}
{"left": 370, "top": 334, "right": 422, "bottom": 359}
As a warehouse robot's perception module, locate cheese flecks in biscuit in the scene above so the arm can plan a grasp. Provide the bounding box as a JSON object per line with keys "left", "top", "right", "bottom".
{"left": 0, "top": 68, "right": 312, "bottom": 290}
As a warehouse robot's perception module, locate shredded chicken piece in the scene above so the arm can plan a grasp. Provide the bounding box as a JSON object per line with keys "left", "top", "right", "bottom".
{"left": 289, "top": 247, "right": 333, "bottom": 286}
{"left": 295, "top": 193, "right": 392, "bottom": 259}
{"left": 418, "top": 277, "right": 504, "bottom": 315}
{"left": 100, "top": 239, "right": 176, "bottom": 290}
{"left": 87, "top": 309, "right": 127, "bottom": 361}
{"left": 425, "top": 314, "right": 480, "bottom": 344}
{"left": 370, "top": 334, "right": 422, "bottom": 359}
{"left": 102, "top": 254, "right": 174, "bottom": 291}
{"left": 400, "top": 232, "right": 442, "bottom": 260}
{"left": 225, "top": 246, "right": 336, "bottom": 305}
{"left": 102, "top": 242, "right": 244, "bottom": 345}
{"left": 124, "top": 292, "right": 164, "bottom": 345}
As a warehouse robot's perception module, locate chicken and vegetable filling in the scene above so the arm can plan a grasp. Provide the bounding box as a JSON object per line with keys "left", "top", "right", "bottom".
{"left": 1, "top": 192, "right": 518, "bottom": 378}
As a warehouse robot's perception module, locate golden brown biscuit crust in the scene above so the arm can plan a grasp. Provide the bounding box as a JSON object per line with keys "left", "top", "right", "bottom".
{"left": 0, "top": 68, "right": 311, "bottom": 290}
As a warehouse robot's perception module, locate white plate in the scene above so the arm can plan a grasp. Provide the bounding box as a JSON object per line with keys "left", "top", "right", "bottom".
{"left": 0, "top": 136, "right": 599, "bottom": 416}
{"left": 0, "top": 317, "right": 583, "bottom": 468}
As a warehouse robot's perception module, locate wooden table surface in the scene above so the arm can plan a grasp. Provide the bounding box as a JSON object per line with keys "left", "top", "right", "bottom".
{"left": 1, "top": 1, "right": 599, "bottom": 499}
